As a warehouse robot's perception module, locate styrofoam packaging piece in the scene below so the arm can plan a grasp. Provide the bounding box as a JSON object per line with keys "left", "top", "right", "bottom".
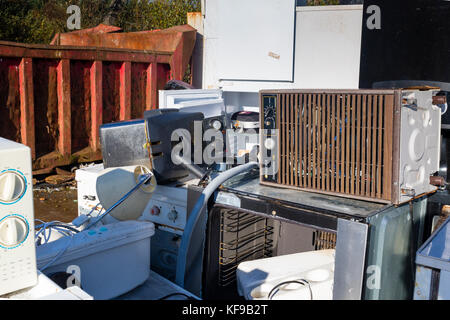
{"left": 236, "top": 249, "right": 335, "bottom": 300}
{"left": 36, "top": 221, "right": 155, "bottom": 300}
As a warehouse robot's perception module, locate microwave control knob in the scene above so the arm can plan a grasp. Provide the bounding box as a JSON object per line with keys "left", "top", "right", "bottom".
{"left": 0, "top": 171, "right": 26, "bottom": 203}
{"left": 0, "top": 216, "right": 29, "bottom": 248}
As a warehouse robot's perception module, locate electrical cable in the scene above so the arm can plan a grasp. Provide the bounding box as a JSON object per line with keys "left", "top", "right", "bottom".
{"left": 198, "top": 166, "right": 213, "bottom": 186}
{"left": 35, "top": 219, "right": 78, "bottom": 271}
{"left": 86, "top": 202, "right": 103, "bottom": 217}
{"left": 37, "top": 172, "right": 153, "bottom": 271}
{"left": 36, "top": 174, "right": 153, "bottom": 271}
{"left": 44, "top": 224, "right": 80, "bottom": 234}
{"left": 35, "top": 220, "right": 79, "bottom": 246}
{"left": 157, "top": 292, "right": 196, "bottom": 300}
{"left": 268, "top": 279, "right": 313, "bottom": 300}
{"left": 175, "top": 162, "right": 259, "bottom": 292}
{"left": 40, "top": 235, "right": 74, "bottom": 272}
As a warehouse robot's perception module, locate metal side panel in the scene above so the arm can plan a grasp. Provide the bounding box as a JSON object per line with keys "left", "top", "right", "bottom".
{"left": 364, "top": 197, "right": 428, "bottom": 300}
{"left": 333, "top": 218, "right": 368, "bottom": 300}
{"left": 438, "top": 270, "right": 450, "bottom": 300}
{"left": 413, "top": 266, "right": 433, "bottom": 300}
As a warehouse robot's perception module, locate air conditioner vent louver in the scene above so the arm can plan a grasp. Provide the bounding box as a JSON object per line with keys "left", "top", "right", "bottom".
{"left": 260, "top": 89, "right": 441, "bottom": 204}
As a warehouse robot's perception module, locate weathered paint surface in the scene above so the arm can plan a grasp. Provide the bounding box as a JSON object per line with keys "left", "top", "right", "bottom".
{"left": 0, "top": 24, "right": 196, "bottom": 173}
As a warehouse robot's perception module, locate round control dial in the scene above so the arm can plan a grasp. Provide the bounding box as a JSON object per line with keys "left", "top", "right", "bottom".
{"left": 0, "top": 171, "right": 26, "bottom": 203}
{"left": 168, "top": 208, "right": 178, "bottom": 222}
{"left": 151, "top": 206, "right": 160, "bottom": 216}
{"left": 211, "top": 120, "right": 222, "bottom": 131}
{"left": 0, "top": 215, "right": 29, "bottom": 248}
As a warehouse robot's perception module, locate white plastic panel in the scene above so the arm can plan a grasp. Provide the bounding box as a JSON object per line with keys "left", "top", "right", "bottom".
{"left": 159, "top": 89, "right": 225, "bottom": 119}
{"left": 294, "top": 6, "right": 363, "bottom": 89}
{"left": 236, "top": 249, "right": 335, "bottom": 300}
{"left": 165, "top": 98, "right": 225, "bottom": 119}
{"left": 158, "top": 89, "right": 222, "bottom": 108}
{"left": 75, "top": 163, "right": 105, "bottom": 217}
{"left": 202, "top": 4, "right": 363, "bottom": 92}
{"left": 36, "top": 221, "right": 154, "bottom": 300}
{"left": 214, "top": 0, "right": 296, "bottom": 81}
{"left": 1, "top": 270, "right": 92, "bottom": 300}
{"left": 399, "top": 90, "right": 441, "bottom": 203}
{"left": 0, "top": 138, "right": 37, "bottom": 296}
{"left": 140, "top": 185, "right": 188, "bottom": 233}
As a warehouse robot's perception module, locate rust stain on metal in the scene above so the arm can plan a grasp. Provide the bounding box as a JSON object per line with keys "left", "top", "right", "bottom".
{"left": 268, "top": 52, "right": 280, "bottom": 60}
{"left": 0, "top": 24, "right": 196, "bottom": 173}
{"left": 432, "top": 95, "right": 447, "bottom": 105}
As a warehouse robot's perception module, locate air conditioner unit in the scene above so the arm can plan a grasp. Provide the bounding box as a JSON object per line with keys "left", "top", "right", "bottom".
{"left": 260, "top": 89, "right": 444, "bottom": 204}
{"left": 0, "top": 138, "right": 37, "bottom": 296}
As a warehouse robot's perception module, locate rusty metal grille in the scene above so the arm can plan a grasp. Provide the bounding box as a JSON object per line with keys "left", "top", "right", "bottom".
{"left": 261, "top": 90, "right": 400, "bottom": 203}
{"left": 313, "top": 230, "right": 336, "bottom": 250}
{"left": 218, "top": 209, "right": 274, "bottom": 287}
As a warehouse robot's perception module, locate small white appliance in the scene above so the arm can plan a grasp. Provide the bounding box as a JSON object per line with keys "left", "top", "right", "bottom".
{"left": 159, "top": 89, "right": 226, "bottom": 120}
{"left": 75, "top": 164, "right": 106, "bottom": 219}
{"left": 0, "top": 138, "right": 37, "bottom": 296}
{"left": 76, "top": 164, "right": 189, "bottom": 233}
{"left": 159, "top": 89, "right": 223, "bottom": 109}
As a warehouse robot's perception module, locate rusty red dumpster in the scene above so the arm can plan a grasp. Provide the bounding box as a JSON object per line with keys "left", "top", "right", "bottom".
{"left": 0, "top": 24, "right": 196, "bottom": 174}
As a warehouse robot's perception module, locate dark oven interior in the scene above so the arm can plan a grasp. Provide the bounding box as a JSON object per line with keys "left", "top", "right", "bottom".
{"left": 202, "top": 205, "right": 336, "bottom": 300}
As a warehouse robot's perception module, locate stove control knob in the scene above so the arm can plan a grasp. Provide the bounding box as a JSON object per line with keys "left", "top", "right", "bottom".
{"left": 168, "top": 209, "right": 178, "bottom": 222}
{"left": 151, "top": 206, "right": 160, "bottom": 216}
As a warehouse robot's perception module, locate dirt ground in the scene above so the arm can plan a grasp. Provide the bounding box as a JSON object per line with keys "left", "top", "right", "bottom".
{"left": 33, "top": 182, "right": 79, "bottom": 223}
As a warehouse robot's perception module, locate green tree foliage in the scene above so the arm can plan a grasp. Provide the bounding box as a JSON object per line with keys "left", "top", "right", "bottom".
{"left": 0, "top": 0, "right": 201, "bottom": 44}
{"left": 116, "top": 0, "right": 200, "bottom": 32}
